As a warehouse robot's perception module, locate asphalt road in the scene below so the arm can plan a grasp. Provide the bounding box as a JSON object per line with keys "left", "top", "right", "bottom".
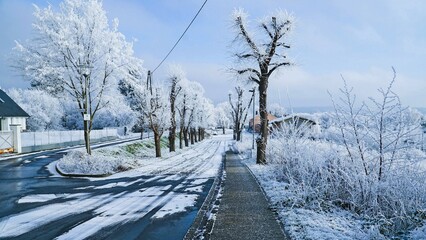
{"left": 0, "top": 137, "right": 225, "bottom": 240}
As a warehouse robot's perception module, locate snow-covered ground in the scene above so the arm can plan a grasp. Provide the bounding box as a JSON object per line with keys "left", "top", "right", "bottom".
{"left": 237, "top": 131, "right": 426, "bottom": 240}
{"left": 245, "top": 159, "right": 375, "bottom": 239}
{"left": 0, "top": 136, "right": 230, "bottom": 239}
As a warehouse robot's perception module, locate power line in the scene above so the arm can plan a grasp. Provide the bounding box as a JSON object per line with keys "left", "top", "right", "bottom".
{"left": 151, "top": 0, "right": 208, "bottom": 74}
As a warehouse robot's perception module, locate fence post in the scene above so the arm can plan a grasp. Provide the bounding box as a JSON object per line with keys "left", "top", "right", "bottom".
{"left": 10, "top": 124, "right": 22, "bottom": 153}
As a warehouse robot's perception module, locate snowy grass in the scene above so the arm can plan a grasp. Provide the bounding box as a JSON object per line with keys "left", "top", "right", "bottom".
{"left": 57, "top": 137, "right": 169, "bottom": 175}
{"left": 246, "top": 158, "right": 382, "bottom": 239}
{"left": 240, "top": 130, "right": 426, "bottom": 239}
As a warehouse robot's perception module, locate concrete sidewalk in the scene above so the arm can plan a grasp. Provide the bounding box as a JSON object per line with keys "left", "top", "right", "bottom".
{"left": 211, "top": 151, "right": 287, "bottom": 240}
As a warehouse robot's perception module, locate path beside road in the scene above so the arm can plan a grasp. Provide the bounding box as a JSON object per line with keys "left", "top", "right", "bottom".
{"left": 211, "top": 150, "right": 287, "bottom": 240}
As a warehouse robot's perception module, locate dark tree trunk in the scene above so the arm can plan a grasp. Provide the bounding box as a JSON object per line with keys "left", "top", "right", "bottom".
{"left": 236, "top": 130, "right": 241, "bottom": 141}
{"left": 257, "top": 79, "right": 268, "bottom": 164}
{"left": 198, "top": 128, "right": 204, "bottom": 142}
{"left": 222, "top": 126, "right": 225, "bottom": 134}
{"left": 84, "top": 123, "right": 91, "bottom": 155}
{"left": 154, "top": 131, "right": 161, "bottom": 157}
{"left": 184, "top": 128, "right": 189, "bottom": 147}
{"left": 179, "top": 127, "right": 183, "bottom": 149}
{"left": 168, "top": 77, "right": 178, "bottom": 152}
{"left": 190, "top": 128, "right": 195, "bottom": 145}
{"left": 169, "top": 127, "right": 176, "bottom": 152}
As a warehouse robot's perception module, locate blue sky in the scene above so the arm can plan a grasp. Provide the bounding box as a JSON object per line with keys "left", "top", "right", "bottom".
{"left": 0, "top": 0, "right": 425, "bottom": 108}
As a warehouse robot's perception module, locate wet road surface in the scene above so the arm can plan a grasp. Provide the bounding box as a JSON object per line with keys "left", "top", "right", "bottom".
{"left": 0, "top": 138, "right": 226, "bottom": 239}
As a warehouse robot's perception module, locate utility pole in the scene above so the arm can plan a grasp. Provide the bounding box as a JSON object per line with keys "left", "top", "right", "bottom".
{"left": 147, "top": 70, "right": 153, "bottom": 94}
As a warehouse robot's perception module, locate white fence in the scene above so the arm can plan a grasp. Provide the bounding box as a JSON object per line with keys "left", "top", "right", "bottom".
{"left": 21, "top": 128, "right": 118, "bottom": 153}
{"left": 0, "top": 131, "right": 13, "bottom": 150}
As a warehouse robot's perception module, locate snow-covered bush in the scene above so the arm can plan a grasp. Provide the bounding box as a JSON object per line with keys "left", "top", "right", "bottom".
{"left": 268, "top": 129, "right": 426, "bottom": 236}
{"left": 267, "top": 73, "right": 426, "bottom": 237}
{"left": 57, "top": 150, "right": 134, "bottom": 175}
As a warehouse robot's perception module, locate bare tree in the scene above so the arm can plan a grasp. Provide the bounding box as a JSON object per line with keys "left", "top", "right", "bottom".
{"left": 231, "top": 9, "right": 293, "bottom": 163}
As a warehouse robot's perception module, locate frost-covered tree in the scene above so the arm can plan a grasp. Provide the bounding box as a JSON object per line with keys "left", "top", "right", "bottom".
{"left": 167, "top": 66, "right": 184, "bottom": 152}
{"left": 118, "top": 67, "right": 148, "bottom": 139}
{"left": 91, "top": 93, "right": 136, "bottom": 129}
{"left": 144, "top": 87, "right": 170, "bottom": 157}
{"left": 269, "top": 103, "right": 286, "bottom": 117}
{"left": 7, "top": 89, "right": 64, "bottom": 131}
{"left": 13, "top": 0, "right": 141, "bottom": 154}
{"left": 231, "top": 8, "right": 293, "bottom": 164}
{"left": 331, "top": 70, "right": 422, "bottom": 181}
{"left": 228, "top": 86, "right": 253, "bottom": 141}
{"left": 192, "top": 97, "right": 214, "bottom": 142}
{"left": 176, "top": 80, "right": 204, "bottom": 148}
{"left": 215, "top": 102, "right": 231, "bottom": 134}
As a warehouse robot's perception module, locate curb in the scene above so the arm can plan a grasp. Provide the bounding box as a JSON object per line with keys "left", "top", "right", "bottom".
{"left": 184, "top": 153, "right": 225, "bottom": 240}
{"left": 55, "top": 163, "right": 111, "bottom": 178}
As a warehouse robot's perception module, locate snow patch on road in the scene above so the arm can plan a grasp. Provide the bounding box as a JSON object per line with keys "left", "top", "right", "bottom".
{"left": 17, "top": 194, "right": 57, "bottom": 203}
{"left": 0, "top": 194, "right": 112, "bottom": 238}
{"left": 152, "top": 193, "right": 198, "bottom": 219}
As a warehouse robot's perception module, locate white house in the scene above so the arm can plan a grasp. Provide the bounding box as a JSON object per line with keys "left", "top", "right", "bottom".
{"left": 0, "top": 89, "right": 29, "bottom": 131}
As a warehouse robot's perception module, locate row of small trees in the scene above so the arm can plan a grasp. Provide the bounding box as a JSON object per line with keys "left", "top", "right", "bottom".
{"left": 119, "top": 67, "right": 214, "bottom": 157}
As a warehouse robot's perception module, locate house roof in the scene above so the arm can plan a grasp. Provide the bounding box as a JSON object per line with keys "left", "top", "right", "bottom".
{"left": 0, "top": 89, "right": 30, "bottom": 117}
{"left": 249, "top": 114, "right": 277, "bottom": 124}
{"left": 270, "top": 114, "right": 318, "bottom": 125}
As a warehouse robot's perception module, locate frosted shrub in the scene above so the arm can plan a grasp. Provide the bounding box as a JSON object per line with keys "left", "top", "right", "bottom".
{"left": 268, "top": 126, "right": 426, "bottom": 235}
{"left": 57, "top": 149, "right": 134, "bottom": 175}
{"left": 268, "top": 71, "right": 426, "bottom": 236}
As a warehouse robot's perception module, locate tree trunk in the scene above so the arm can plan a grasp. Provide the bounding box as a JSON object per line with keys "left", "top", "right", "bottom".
{"left": 222, "top": 126, "right": 225, "bottom": 134}
{"left": 257, "top": 81, "right": 268, "bottom": 164}
{"left": 184, "top": 128, "right": 189, "bottom": 147}
{"left": 84, "top": 120, "right": 91, "bottom": 155}
{"left": 154, "top": 131, "right": 161, "bottom": 157}
{"left": 179, "top": 128, "right": 183, "bottom": 149}
{"left": 169, "top": 126, "right": 176, "bottom": 152}
{"left": 236, "top": 130, "right": 241, "bottom": 141}
{"left": 190, "top": 128, "right": 195, "bottom": 145}
{"left": 169, "top": 79, "right": 177, "bottom": 152}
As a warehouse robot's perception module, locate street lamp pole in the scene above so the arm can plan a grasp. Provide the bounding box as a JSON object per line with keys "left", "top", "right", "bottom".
{"left": 80, "top": 64, "right": 92, "bottom": 155}
{"left": 83, "top": 72, "right": 91, "bottom": 155}
{"left": 249, "top": 87, "right": 255, "bottom": 150}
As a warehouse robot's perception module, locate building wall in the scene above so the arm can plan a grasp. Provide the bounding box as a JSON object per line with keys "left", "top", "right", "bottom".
{"left": 0, "top": 117, "right": 27, "bottom": 131}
